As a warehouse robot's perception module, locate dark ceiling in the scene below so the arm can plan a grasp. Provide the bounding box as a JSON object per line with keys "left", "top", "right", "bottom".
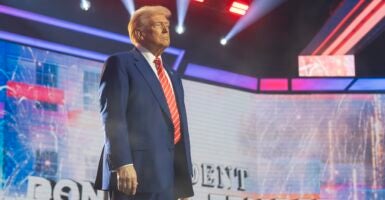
{"left": 0, "top": 0, "right": 384, "bottom": 77}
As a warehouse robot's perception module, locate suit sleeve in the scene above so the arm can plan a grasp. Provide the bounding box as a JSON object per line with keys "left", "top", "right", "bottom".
{"left": 99, "top": 55, "right": 132, "bottom": 170}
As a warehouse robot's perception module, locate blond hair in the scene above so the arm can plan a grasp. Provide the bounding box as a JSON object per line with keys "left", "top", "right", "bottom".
{"left": 128, "top": 6, "right": 171, "bottom": 46}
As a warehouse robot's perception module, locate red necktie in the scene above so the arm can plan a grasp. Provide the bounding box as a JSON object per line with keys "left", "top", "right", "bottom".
{"left": 154, "top": 57, "right": 181, "bottom": 144}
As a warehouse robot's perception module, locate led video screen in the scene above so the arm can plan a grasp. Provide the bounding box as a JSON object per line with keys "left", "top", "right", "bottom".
{"left": 0, "top": 40, "right": 384, "bottom": 200}
{"left": 298, "top": 55, "right": 355, "bottom": 77}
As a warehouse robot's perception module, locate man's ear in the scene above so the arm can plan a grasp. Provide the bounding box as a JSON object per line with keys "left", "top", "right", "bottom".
{"left": 135, "top": 30, "right": 144, "bottom": 41}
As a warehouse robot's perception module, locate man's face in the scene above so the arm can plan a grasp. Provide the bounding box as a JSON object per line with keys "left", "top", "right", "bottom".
{"left": 141, "top": 14, "right": 170, "bottom": 50}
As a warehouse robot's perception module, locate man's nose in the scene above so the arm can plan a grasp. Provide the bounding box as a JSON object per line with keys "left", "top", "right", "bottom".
{"left": 162, "top": 26, "right": 169, "bottom": 33}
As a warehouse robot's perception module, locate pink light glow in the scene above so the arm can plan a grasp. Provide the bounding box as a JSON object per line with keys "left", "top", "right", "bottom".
{"left": 335, "top": 2, "right": 385, "bottom": 54}
{"left": 312, "top": 0, "right": 365, "bottom": 55}
{"left": 323, "top": 0, "right": 382, "bottom": 55}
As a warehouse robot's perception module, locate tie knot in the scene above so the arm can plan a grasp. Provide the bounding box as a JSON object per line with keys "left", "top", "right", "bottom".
{"left": 153, "top": 57, "right": 162, "bottom": 68}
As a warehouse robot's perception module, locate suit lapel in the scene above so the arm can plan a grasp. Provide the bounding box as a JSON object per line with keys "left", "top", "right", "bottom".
{"left": 131, "top": 49, "right": 172, "bottom": 122}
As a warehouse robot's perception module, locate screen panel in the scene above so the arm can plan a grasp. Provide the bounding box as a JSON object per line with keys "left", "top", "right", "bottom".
{"left": 298, "top": 55, "right": 355, "bottom": 77}
{"left": 0, "top": 40, "right": 384, "bottom": 200}
{"left": 185, "top": 80, "right": 385, "bottom": 199}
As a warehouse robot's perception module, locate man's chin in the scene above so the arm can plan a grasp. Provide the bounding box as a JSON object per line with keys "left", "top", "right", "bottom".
{"left": 162, "top": 43, "right": 170, "bottom": 48}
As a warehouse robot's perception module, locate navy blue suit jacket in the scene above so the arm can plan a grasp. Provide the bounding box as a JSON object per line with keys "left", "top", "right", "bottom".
{"left": 94, "top": 48, "right": 193, "bottom": 197}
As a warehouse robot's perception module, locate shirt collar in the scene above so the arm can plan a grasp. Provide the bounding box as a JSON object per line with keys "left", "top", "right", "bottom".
{"left": 137, "top": 45, "right": 162, "bottom": 65}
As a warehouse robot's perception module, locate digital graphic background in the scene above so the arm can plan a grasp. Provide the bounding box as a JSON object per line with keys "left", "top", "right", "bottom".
{"left": 0, "top": 40, "right": 385, "bottom": 199}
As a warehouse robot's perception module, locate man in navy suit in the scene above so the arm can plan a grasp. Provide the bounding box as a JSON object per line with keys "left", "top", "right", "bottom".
{"left": 94, "top": 5, "right": 194, "bottom": 200}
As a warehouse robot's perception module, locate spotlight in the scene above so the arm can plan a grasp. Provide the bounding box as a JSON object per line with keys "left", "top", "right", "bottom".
{"left": 176, "top": 26, "right": 185, "bottom": 34}
{"left": 80, "top": 0, "right": 91, "bottom": 11}
{"left": 176, "top": 0, "right": 190, "bottom": 36}
{"left": 224, "top": 0, "right": 286, "bottom": 43}
{"left": 220, "top": 38, "right": 227, "bottom": 46}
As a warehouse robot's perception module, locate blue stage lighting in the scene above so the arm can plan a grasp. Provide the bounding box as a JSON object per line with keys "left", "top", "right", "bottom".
{"left": 176, "top": 0, "right": 190, "bottom": 35}
{"left": 224, "top": 0, "right": 286, "bottom": 42}
{"left": 176, "top": 25, "right": 185, "bottom": 34}
{"left": 80, "top": 0, "right": 91, "bottom": 11}
{"left": 220, "top": 38, "right": 228, "bottom": 46}
{"left": 121, "top": 0, "right": 135, "bottom": 16}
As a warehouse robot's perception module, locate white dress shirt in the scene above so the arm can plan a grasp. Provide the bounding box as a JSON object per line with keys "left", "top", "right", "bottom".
{"left": 137, "top": 45, "right": 174, "bottom": 93}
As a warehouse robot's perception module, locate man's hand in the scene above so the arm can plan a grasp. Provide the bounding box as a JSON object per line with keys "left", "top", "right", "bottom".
{"left": 179, "top": 198, "right": 189, "bottom": 200}
{"left": 116, "top": 165, "right": 138, "bottom": 196}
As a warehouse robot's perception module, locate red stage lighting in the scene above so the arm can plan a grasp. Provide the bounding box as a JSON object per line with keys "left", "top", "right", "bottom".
{"left": 195, "top": 0, "right": 204, "bottom": 2}
{"left": 229, "top": 1, "right": 249, "bottom": 15}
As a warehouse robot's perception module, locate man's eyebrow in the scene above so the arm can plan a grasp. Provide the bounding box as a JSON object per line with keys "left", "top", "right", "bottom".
{"left": 152, "top": 22, "right": 170, "bottom": 26}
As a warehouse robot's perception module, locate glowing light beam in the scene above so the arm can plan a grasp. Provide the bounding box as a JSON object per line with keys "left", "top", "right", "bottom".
{"left": 176, "top": 25, "right": 185, "bottom": 34}
{"left": 220, "top": 38, "right": 227, "bottom": 45}
{"left": 80, "top": 0, "right": 91, "bottom": 11}
{"left": 223, "top": 0, "right": 286, "bottom": 42}
{"left": 176, "top": 0, "right": 191, "bottom": 35}
{"left": 121, "top": 0, "right": 135, "bottom": 16}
